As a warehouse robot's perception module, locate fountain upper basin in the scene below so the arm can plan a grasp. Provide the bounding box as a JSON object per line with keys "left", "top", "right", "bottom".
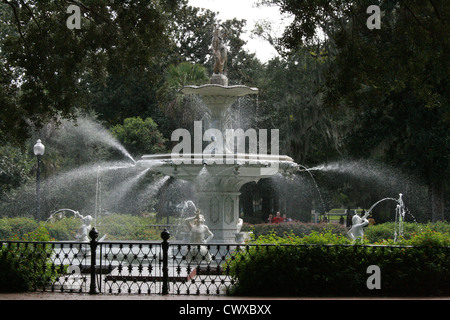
{"left": 181, "top": 84, "right": 259, "bottom": 118}
{"left": 139, "top": 153, "right": 296, "bottom": 182}
{"left": 181, "top": 84, "right": 259, "bottom": 96}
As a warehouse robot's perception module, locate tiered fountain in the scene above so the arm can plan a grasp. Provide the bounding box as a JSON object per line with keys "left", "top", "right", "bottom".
{"left": 138, "top": 25, "right": 297, "bottom": 244}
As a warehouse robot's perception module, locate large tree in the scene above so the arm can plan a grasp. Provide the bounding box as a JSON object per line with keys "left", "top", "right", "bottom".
{"left": 260, "top": 0, "right": 449, "bottom": 221}
{"left": 0, "top": 0, "right": 176, "bottom": 145}
{"left": 256, "top": 48, "right": 344, "bottom": 165}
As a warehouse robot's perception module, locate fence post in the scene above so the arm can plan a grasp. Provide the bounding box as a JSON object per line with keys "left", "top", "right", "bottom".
{"left": 89, "top": 227, "right": 99, "bottom": 295}
{"left": 161, "top": 228, "right": 170, "bottom": 295}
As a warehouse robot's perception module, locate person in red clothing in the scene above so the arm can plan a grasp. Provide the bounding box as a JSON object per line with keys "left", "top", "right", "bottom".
{"left": 271, "top": 211, "right": 284, "bottom": 224}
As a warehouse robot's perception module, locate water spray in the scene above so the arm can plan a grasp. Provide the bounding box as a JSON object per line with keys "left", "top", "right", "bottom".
{"left": 294, "top": 164, "right": 327, "bottom": 216}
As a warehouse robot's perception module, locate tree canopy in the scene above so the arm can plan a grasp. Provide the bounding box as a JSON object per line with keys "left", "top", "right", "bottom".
{"left": 0, "top": 0, "right": 176, "bottom": 144}
{"left": 259, "top": 0, "right": 449, "bottom": 221}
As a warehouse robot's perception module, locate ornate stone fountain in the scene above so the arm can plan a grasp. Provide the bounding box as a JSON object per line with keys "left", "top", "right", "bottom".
{"left": 138, "top": 25, "right": 297, "bottom": 243}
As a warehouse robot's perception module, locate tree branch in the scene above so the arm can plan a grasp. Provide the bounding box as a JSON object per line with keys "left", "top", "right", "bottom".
{"left": 3, "top": 0, "right": 32, "bottom": 58}
{"left": 19, "top": 0, "right": 42, "bottom": 34}
{"left": 429, "top": 0, "right": 442, "bottom": 20}
{"left": 399, "top": 0, "right": 432, "bottom": 33}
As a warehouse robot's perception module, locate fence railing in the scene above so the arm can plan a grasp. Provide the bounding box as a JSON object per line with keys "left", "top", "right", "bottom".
{"left": 0, "top": 228, "right": 246, "bottom": 295}
{"left": 1, "top": 228, "right": 449, "bottom": 296}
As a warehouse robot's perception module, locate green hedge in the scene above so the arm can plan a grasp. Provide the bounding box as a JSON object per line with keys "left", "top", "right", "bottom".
{"left": 0, "top": 214, "right": 163, "bottom": 241}
{"left": 0, "top": 217, "right": 38, "bottom": 240}
{"left": 0, "top": 227, "right": 59, "bottom": 292}
{"left": 364, "top": 221, "right": 450, "bottom": 243}
{"left": 241, "top": 221, "right": 348, "bottom": 239}
{"left": 96, "top": 214, "right": 161, "bottom": 240}
{"left": 228, "top": 230, "right": 450, "bottom": 297}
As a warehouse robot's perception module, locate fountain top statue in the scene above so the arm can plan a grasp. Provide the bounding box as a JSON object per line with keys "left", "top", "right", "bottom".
{"left": 212, "top": 24, "right": 228, "bottom": 83}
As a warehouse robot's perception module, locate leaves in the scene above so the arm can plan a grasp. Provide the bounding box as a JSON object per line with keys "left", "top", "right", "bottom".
{"left": 0, "top": 0, "right": 172, "bottom": 144}
{"left": 111, "top": 117, "right": 167, "bottom": 157}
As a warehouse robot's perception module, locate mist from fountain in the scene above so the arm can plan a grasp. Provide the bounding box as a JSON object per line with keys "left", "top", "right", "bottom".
{"left": 173, "top": 200, "right": 198, "bottom": 241}
{"left": 133, "top": 175, "right": 171, "bottom": 208}
{"left": 57, "top": 116, "right": 136, "bottom": 163}
{"left": 103, "top": 168, "right": 151, "bottom": 212}
{"left": 306, "top": 160, "right": 420, "bottom": 191}
{"left": 295, "top": 164, "right": 327, "bottom": 215}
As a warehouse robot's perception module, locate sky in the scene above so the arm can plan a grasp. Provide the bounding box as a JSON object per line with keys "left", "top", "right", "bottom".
{"left": 187, "top": 0, "right": 293, "bottom": 62}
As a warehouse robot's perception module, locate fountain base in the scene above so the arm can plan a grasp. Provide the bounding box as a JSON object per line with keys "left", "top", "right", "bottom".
{"left": 210, "top": 73, "right": 228, "bottom": 86}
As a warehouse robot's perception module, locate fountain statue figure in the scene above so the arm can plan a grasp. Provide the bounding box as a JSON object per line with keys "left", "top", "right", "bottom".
{"left": 75, "top": 213, "right": 93, "bottom": 242}
{"left": 185, "top": 209, "right": 214, "bottom": 243}
{"left": 348, "top": 210, "right": 370, "bottom": 241}
{"left": 184, "top": 209, "right": 214, "bottom": 263}
{"left": 212, "top": 24, "right": 228, "bottom": 77}
{"left": 349, "top": 193, "right": 408, "bottom": 242}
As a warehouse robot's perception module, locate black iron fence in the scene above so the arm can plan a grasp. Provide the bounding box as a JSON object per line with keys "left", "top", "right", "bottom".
{"left": 0, "top": 228, "right": 243, "bottom": 295}
{"left": 1, "top": 228, "right": 449, "bottom": 296}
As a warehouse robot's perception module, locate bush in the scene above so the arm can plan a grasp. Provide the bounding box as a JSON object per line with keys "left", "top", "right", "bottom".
{"left": 95, "top": 214, "right": 161, "bottom": 240}
{"left": 0, "top": 217, "right": 38, "bottom": 240}
{"left": 0, "top": 214, "right": 164, "bottom": 241}
{"left": 44, "top": 217, "right": 81, "bottom": 241}
{"left": 0, "top": 227, "right": 58, "bottom": 292}
{"left": 110, "top": 117, "right": 167, "bottom": 157}
{"left": 241, "top": 221, "right": 348, "bottom": 240}
{"left": 365, "top": 221, "right": 450, "bottom": 243}
{"left": 228, "top": 231, "right": 450, "bottom": 297}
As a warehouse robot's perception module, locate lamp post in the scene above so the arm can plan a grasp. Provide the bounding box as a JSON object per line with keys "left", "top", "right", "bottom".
{"left": 33, "top": 139, "right": 45, "bottom": 220}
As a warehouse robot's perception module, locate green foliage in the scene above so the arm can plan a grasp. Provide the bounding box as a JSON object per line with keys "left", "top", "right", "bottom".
{"left": 0, "top": 0, "right": 173, "bottom": 144}
{"left": 0, "top": 142, "right": 33, "bottom": 199}
{"left": 256, "top": 48, "right": 343, "bottom": 164}
{"left": 261, "top": 0, "right": 449, "bottom": 221}
{"left": 44, "top": 217, "right": 80, "bottom": 241}
{"left": 365, "top": 222, "right": 450, "bottom": 243}
{"left": 156, "top": 62, "right": 211, "bottom": 132}
{"left": 408, "top": 228, "right": 450, "bottom": 247}
{"left": 249, "top": 229, "right": 352, "bottom": 245}
{"left": 0, "top": 214, "right": 164, "bottom": 241}
{"left": 242, "top": 221, "right": 347, "bottom": 239}
{"left": 373, "top": 227, "right": 450, "bottom": 247}
{"left": 228, "top": 228, "right": 450, "bottom": 297}
{"left": 0, "top": 226, "right": 57, "bottom": 292}
{"left": 0, "top": 217, "right": 39, "bottom": 240}
{"left": 95, "top": 214, "right": 161, "bottom": 241}
{"left": 165, "top": 62, "right": 209, "bottom": 89}
{"left": 111, "top": 117, "right": 167, "bottom": 157}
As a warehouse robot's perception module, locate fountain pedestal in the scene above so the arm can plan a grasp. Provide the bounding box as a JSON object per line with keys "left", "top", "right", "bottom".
{"left": 210, "top": 73, "right": 228, "bottom": 86}
{"left": 197, "top": 191, "right": 240, "bottom": 244}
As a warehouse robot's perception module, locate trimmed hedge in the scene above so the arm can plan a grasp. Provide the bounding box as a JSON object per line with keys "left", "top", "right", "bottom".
{"left": 228, "top": 230, "right": 450, "bottom": 297}
{"left": 0, "top": 214, "right": 162, "bottom": 241}
{"left": 241, "top": 221, "right": 348, "bottom": 239}
{"left": 96, "top": 214, "right": 161, "bottom": 240}
{"left": 364, "top": 221, "right": 450, "bottom": 243}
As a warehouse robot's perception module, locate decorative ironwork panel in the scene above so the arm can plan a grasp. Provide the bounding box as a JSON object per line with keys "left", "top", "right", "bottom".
{"left": 100, "top": 242, "right": 162, "bottom": 294}
{"left": 168, "top": 243, "right": 239, "bottom": 295}
{"left": 49, "top": 242, "right": 90, "bottom": 293}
